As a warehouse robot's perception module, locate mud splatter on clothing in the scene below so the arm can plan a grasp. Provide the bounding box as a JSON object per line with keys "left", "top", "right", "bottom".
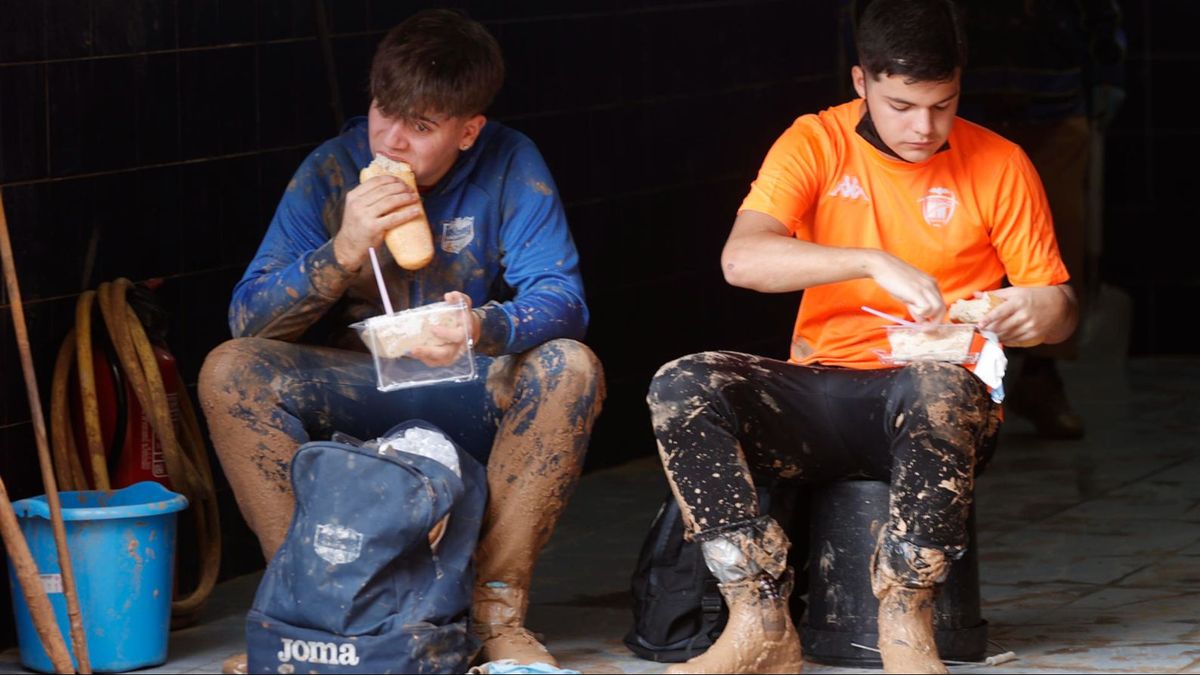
{"left": 228, "top": 118, "right": 587, "bottom": 356}
{"left": 647, "top": 351, "right": 1000, "bottom": 574}
{"left": 199, "top": 337, "right": 603, "bottom": 560}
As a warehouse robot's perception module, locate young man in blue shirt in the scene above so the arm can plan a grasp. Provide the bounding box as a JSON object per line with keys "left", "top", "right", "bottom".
{"left": 199, "top": 10, "right": 604, "bottom": 671}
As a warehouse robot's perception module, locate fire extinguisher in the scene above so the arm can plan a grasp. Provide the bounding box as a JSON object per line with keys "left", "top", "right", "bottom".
{"left": 66, "top": 329, "right": 178, "bottom": 491}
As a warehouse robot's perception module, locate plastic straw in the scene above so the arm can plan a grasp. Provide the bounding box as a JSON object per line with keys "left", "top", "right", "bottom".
{"left": 368, "top": 247, "right": 395, "bottom": 316}
{"left": 860, "top": 305, "right": 917, "bottom": 326}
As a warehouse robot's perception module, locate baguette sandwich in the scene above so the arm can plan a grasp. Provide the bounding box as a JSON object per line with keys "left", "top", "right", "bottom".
{"left": 360, "top": 155, "right": 435, "bottom": 270}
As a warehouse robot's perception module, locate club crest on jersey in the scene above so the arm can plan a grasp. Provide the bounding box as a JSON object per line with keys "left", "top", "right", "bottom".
{"left": 920, "top": 187, "right": 957, "bottom": 227}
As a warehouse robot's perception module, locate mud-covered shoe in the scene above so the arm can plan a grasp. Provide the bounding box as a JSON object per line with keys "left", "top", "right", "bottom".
{"left": 221, "top": 652, "right": 247, "bottom": 674}
{"left": 473, "top": 623, "right": 558, "bottom": 667}
{"left": 665, "top": 570, "right": 802, "bottom": 674}
{"left": 472, "top": 581, "right": 558, "bottom": 666}
{"left": 877, "top": 586, "right": 947, "bottom": 674}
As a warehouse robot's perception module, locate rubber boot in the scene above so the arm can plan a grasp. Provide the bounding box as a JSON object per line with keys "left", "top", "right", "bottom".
{"left": 472, "top": 582, "right": 557, "bottom": 667}
{"left": 665, "top": 569, "right": 803, "bottom": 675}
{"left": 871, "top": 538, "right": 948, "bottom": 674}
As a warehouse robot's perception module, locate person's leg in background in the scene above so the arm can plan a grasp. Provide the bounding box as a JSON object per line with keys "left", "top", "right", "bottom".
{"left": 1002, "top": 116, "right": 1090, "bottom": 439}
{"left": 648, "top": 354, "right": 1000, "bottom": 674}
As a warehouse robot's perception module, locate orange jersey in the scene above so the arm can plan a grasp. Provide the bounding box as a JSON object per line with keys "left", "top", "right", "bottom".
{"left": 740, "top": 99, "right": 1069, "bottom": 369}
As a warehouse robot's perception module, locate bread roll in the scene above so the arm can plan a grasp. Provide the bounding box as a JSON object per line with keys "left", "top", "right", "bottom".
{"left": 947, "top": 292, "right": 1004, "bottom": 324}
{"left": 359, "top": 155, "right": 435, "bottom": 270}
{"left": 948, "top": 292, "right": 1040, "bottom": 347}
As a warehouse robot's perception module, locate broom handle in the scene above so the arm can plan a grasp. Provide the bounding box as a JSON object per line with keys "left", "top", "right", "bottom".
{"left": 0, "top": 189, "right": 87, "bottom": 673}
{"left": 0, "top": 480, "right": 74, "bottom": 673}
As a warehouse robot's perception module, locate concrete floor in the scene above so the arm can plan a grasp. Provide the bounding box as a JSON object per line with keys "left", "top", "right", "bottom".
{"left": 4, "top": 291, "right": 1199, "bottom": 673}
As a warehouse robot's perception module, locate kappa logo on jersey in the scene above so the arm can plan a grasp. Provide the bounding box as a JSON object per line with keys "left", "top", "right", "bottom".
{"left": 828, "top": 175, "right": 869, "bottom": 202}
{"left": 920, "top": 187, "right": 958, "bottom": 227}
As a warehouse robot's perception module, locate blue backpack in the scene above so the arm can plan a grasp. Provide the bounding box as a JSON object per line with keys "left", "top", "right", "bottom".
{"left": 246, "top": 420, "right": 487, "bottom": 674}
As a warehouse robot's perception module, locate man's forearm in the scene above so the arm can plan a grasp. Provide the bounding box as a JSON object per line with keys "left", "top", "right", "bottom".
{"left": 1040, "top": 284, "right": 1080, "bottom": 345}
{"left": 473, "top": 286, "right": 587, "bottom": 356}
{"left": 230, "top": 240, "right": 356, "bottom": 340}
{"left": 721, "top": 232, "right": 878, "bottom": 293}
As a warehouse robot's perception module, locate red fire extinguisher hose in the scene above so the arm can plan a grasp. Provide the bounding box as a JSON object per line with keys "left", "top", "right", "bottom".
{"left": 49, "top": 278, "right": 221, "bottom": 624}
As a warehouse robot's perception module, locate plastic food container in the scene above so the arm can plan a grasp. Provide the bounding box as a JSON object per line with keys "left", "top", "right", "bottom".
{"left": 351, "top": 300, "right": 477, "bottom": 391}
{"left": 875, "top": 324, "right": 977, "bottom": 364}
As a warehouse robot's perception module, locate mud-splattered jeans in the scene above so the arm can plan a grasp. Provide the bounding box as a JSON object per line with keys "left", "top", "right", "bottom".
{"left": 199, "top": 336, "right": 605, "bottom": 568}
{"left": 647, "top": 351, "right": 1001, "bottom": 588}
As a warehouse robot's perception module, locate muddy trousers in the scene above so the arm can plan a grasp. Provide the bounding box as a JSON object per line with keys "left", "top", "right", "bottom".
{"left": 647, "top": 351, "right": 1000, "bottom": 588}
{"left": 198, "top": 337, "right": 605, "bottom": 587}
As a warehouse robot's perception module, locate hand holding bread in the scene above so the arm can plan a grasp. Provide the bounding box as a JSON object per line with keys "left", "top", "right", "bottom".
{"left": 948, "top": 291, "right": 1040, "bottom": 348}
{"left": 359, "top": 155, "right": 435, "bottom": 270}
{"left": 947, "top": 292, "right": 1005, "bottom": 324}
{"left": 333, "top": 157, "right": 424, "bottom": 272}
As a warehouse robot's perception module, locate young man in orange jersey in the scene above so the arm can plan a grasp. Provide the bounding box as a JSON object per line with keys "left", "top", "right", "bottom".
{"left": 646, "top": 1, "right": 1076, "bottom": 673}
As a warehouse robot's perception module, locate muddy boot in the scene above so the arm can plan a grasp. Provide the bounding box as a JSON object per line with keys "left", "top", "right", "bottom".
{"left": 871, "top": 536, "right": 948, "bottom": 674}
{"left": 220, "top": 652, "right": 247, "bottom": 674}
{"left": 876, "top": 586, "right": 945, "bottom": 674}
{"left": 471, "top": 582, "right": 557, "bottom": 666}
{"left": 666, "top": 570, "right": 803, "bottom": 674}
{"left": 667, "top": 518, "right": 802, "bottom": 674}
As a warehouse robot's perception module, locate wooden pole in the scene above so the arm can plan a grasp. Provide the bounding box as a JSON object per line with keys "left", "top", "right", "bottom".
{"left": 0, "top": 188, "right": 86, "bottom": 673}
{"left": 0, "top": 481, "right": 74, "bottom": 673}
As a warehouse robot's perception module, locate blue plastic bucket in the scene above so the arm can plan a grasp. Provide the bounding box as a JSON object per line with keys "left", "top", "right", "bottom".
{"left": 6, "top": 481, "right": 188, "bottom": 673}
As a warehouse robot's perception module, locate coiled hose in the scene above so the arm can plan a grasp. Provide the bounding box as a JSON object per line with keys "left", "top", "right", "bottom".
{"left": 49, "top": 278, "right": 220, "bottom": 625}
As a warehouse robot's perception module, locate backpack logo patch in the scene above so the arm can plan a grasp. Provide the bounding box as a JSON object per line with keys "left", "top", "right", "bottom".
{"left": 314, "top": 523, "right": 363, "bottom": 565}
{"left": 828, "top": 175, "right": 869, "bottom": 202}
{"left": 919, "top": 187, "right": 957, "bottom": 227}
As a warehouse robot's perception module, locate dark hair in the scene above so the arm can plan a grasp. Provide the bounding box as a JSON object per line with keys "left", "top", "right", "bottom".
{"left": 369, "top": 9, "right": 505, "bottom": 118}
{"left": 855, "top": 0, "right": 966, "bottom": 83}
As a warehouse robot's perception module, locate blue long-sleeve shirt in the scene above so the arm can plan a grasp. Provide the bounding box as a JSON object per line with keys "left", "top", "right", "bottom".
{"left": 229, "top": 118, "right": 588, "bottom": 355}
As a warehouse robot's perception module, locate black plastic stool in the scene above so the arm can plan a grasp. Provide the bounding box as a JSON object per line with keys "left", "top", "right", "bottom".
{"left": 800, "top": 480, "right": 987, "bottom": 667}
